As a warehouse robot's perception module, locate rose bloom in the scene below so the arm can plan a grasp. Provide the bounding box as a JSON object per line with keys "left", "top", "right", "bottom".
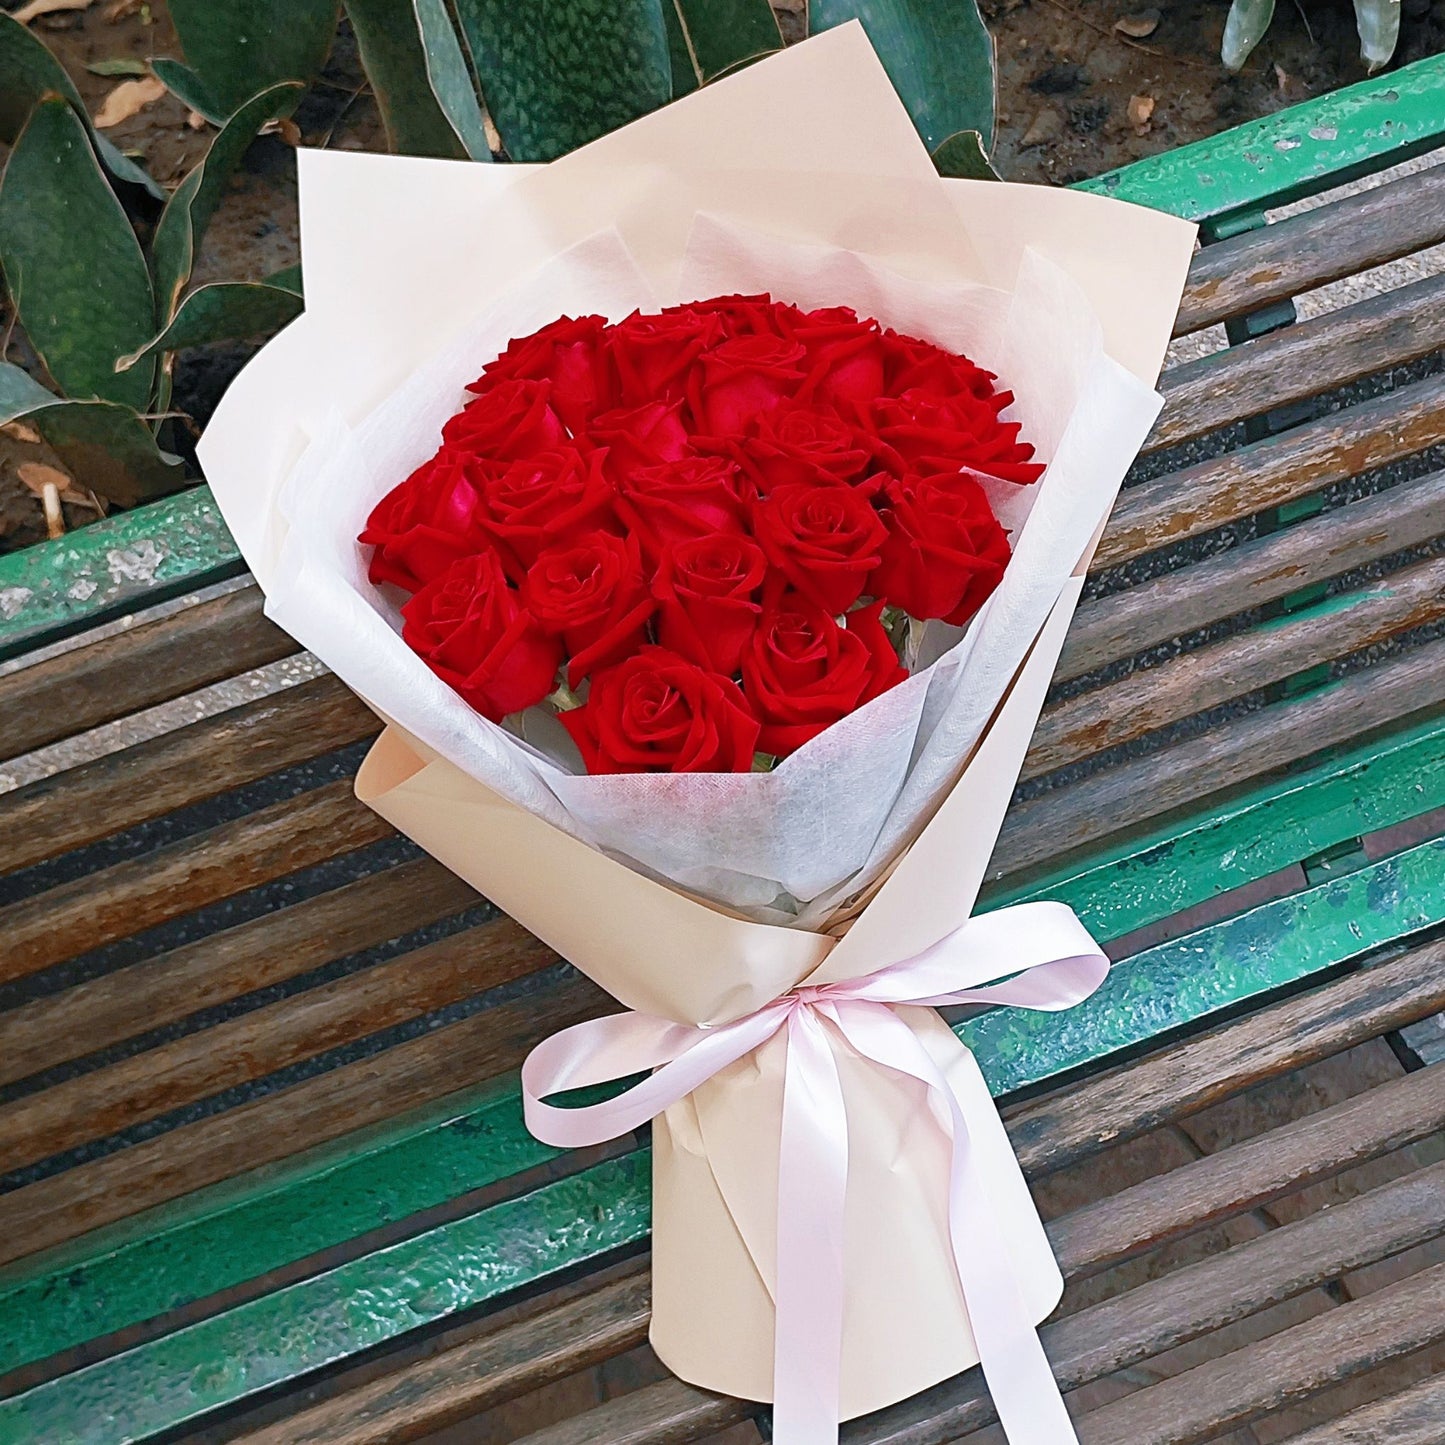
{"left": 741, "top": 595, "right": 907, "bottom": 757}
{"left": 880, "top": 330, "right": 999, "bottom": 403}
{"left": 466, "top": 315, "right": 613, "bottom": 433}
{"left": 525, "top": 531, "right": 655, "bottom": 686}
{"left": 735, "top": 404, "right": 874, "bottom": 493}
{"left": 590, "top": 400, "right": 693, "bottom": 477}
{"left": 468, "top": 446, "right": 616, "bottom": 581}
{"left": 663, "top": 293, "right": 792, "bottom": 337}
{"left": 359, "top": 450, "right": 489, "bottom": 594}
{"left": 688, "top": 334, "right": 807, "bottom": 436}
{"left": 873, "top": 388, "right": 1044, "bottom": 485}
{"left": 752, "top": 480, "right": 888, "bottom": 614}
{"left": 869, "top": 473, "right": 1012, "bottom": 625}
{"left": 562, "top": 647, "right": 761, "bottom": 773}
{"left": 653, "top": 533, "right": 767, "bottom": 676}
{"left": 786, "top": 306, "right": 887, "bottom": 414}
{"left": 606, "top": 307, "right": 723, "bottom": 406}
{"left": 442, "top": 378, "right": 567, "bottom": 460}
{"left": 401, "top": 549, "right": 561, "bottom": 723}
{"left": 615, "top": 454, "right": 752, "bottom": 558}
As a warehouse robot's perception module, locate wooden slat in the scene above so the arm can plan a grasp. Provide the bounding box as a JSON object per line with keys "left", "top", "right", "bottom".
{"left": 1275, "top": 1374, "right": 1445, "bottom": 1445}
{"left": 1071, "top": 1262, "right": 1445, "bottom": 1444}
{"left": 1047, "top": 1062, "right": 1445, "bottom": 1279}
{"left": 0, "top": 916, "right": 559, "bottom": 1175}
{"left": 1175, "top": 163, "right": 1445, "bottom": 335}
{"left": 1060, "top": 469, "right": 1445, "bottom": 682}
{"left": 1148, "top": 272, "right": 1445, "bottom": 453}
{"left": 1026, "top": 555, "right": 1445, "bottom": 781}
{"left": 509, "top": 1376, "right": 746, "bottom": 1445}
{"left": 1096, "top": 371, "right": 1445, "bottom": 570}
{"left": 997, "top": 637, "right": 1445, "bottom": 882}
{"left": 0, "top": 960, "right": 598, "bottom": 1266}
{"left": 0, "top": 859, "right": 478, "bottom": 1089}
{"left": 0, "top": 585, "right": 294, "bottom": 763}
{"left": 0, "top": 673, "right": 379, "bottom": 877}
{"left": 0, "top": 780, "right": 393, "bottom": 987}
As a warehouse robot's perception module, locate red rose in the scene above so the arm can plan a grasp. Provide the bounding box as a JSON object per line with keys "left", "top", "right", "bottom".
{"left": 880, "top": 331, "right": 998, "bottom": 402}
{"left": 401, "top": 550, "right": 561, "bottom": 723}
{"left": 466, "top": 315, "right": 612, "bottom": 433}
{"left": 664, "top": 293, "right": 793, "bottom": 336}
{"left": 606, "top": 307, "right": 722, "bottom": 406}
{"left": 653, "top": 533, "right": 767, "bottom": 676}
{"left": 869, "top": 473, "right": 1011, "bottom": 625}
{"left": 752, "top": 481, "right": 888, "bottom": 614}
{"left": 741, "top": 596, "right": 906, "bottom": 757}
{"left": 786, "top": 306, "right": 886, "bottom": 414}
{"left": 561, "top": 647, "right": 760, "bottom": 773}
{"left": 468, "top": 447, "right": 616, "bottom": 581}
{"left": 590, "top": 400, "right": 693, "bottom": 478}
{"left": 360, "top": 451, "right": 488, "bottom": 594}
{"left": 616, "top": 454, "right": 751, "bottom": 558}
{"left": 525, "top": 531, "right": 655, "bottom": 685}
{"left": 873, "top": 388, "right": 1044, "bottom": 484}
{"left": 735, "top": 404, "right": 874, "bottom": 494}
{"left": 688, "top": 334, "right": 807, "bottom": 436}
{"left": 443, "top": 378, "right": 567, "bottom": 459}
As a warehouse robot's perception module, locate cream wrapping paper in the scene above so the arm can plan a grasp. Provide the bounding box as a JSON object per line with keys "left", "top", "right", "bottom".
{"left": 200, "top": 22, "right": 1195, "bottom": 1428}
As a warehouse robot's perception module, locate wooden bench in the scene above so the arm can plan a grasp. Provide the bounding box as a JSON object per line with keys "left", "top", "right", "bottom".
{"left": 2, "top": 58, "right": 1444, "bottom": 1444}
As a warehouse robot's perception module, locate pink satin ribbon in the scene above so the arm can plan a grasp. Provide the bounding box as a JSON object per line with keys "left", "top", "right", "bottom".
{"left": 522, "top": 899, "right": 1110, "bottom": 1445}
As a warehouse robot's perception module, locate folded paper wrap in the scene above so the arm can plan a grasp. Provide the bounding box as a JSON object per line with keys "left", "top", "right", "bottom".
{"left": 200, "top": 23, "right": 1195, "bottom": 1441}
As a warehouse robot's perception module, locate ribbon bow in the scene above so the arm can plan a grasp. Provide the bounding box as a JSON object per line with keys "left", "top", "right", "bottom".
{"left": 522, "top": 900, "right": 1109, "bottom": 1445}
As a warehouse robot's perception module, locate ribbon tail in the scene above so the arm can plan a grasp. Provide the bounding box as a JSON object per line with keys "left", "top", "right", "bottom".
{"left": 772, "top": 1005, "right": 850, "bottom": 1445}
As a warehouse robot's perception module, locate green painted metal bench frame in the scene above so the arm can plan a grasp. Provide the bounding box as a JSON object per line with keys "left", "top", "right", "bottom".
{"left": 1, "top": 55, "right": 1443, "bottom": 1442}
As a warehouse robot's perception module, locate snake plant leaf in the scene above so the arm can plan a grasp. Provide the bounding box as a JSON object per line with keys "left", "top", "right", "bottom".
{"left": 345, "top": 0, "right": 490, "bottom": 159}
{"left": 1221, "top": 0, "right": 1275, "bottom": 70}
{"left": 932, "top": 129, "right": 1001, "bottom": 180}
{"left": 0, "top": 98, "right": 156, "bottom": 412}
{"left": 1356, "top": 0, "right": 1401, "bottom": 72}
{"left": 663, "top": 0, "right": 700, "bottom": 96}
{"left": 452, "top": 0, "right": 671, "bottom": 161}
{"left": 162, "top": 0, "right": 339, "bottom": 122}
{"left": 117, "top": 281, "right": 304, "bottom": 370}
{"left": 808, "top": 0, "right": 997, "bottom": 151}
{"left": 668, "top": 0, "right": 782, "bottom": 84}
{"left": 0, "top": 363, "right": 184, "bottom": 505}
{"left": 0, "top": 13, "right": 162, "bottom": 198}
{"left": 266, "top": 263, "right": 303, "bottom": 292}
{"left": 150, "top": 82, "right": 304, "bottom": 327}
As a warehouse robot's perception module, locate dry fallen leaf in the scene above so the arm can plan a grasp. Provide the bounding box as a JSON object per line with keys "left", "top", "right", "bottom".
{"left": 1, "top": 422, "right": 43, "bottom": 446}
{"left": 94, "top": 73, "right": 166, "bottom": 128}
{"left": 13, "top": 0, "right": 95, "bottom": 23}
{"left": 1114, "top": 7, "right": 1161, "bottom": 37}
{"left": 104, "top": 0, "right": 143, "bottom": 17}
{"left": 186, "top": 109, "right": 209, "bottom": 131}
{"left": 1127, "top": 93, "right": 1156, "bottom": 134}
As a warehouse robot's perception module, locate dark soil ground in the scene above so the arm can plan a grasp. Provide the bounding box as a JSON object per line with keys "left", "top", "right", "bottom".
{"left": 2, "top": 0, "right": 1442, "bottom": 552}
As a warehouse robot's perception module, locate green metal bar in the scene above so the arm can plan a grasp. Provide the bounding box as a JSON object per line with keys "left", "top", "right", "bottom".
{"left": 1079, "top": 54, "right": 1445, "bottom": 223}
{"left": 2, "top": 829, "right": 1440, "bottom": 1440}
{"left": 0, "top": 487, "right": 242, "bottom": 662}
{"left": 3, "top": 710, "right": 1441, "bottom": 1379}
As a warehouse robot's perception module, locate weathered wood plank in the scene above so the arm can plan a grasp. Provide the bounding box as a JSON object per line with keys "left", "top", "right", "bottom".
{"left": 0, "top": 674, "right": 379, "bottom": 877}
{"left": 997, "top": 637, "right": 1445, "bottom": 881}
{"left": 1175, "top": 164, "right": 1445, "bottom": 335}
{"left": 0, "top": 859, "right": 477, "bottom": 1089}
{"left": 0, "top": 780, "right": 393, "bottom": 987}
{"left": 1148, "top": 272, "right": 1445, "bottom": 453}
{"left": 1097, "top": 371, "right": 1445, "bottom": 569}
{"left": 1072, "top": 1261, "right": 1445, "bottom": 1444}
{"left": 0, "top": 966, "right": 600, "bottom": 1267}
{"left": 1060, "top": 469, "right": 1445, "bottom": 682}
{"left": 1274, "top": 1375, "right": 1445, "bottom": 1445}
{"left": 507, "top": 1377, "right": 749, "bottom": 1445}
{"left": 1048, "top": 1063, "right": 1445, "bottom": 1280}
{"left": 0, "top": 917, "right": 561, "bottom": 1175}
{"left": 1027, "top": 555, "right": 1445, "bottom": 781}
{"left": 0, "top": 585, "right": 296, "bottom": 764}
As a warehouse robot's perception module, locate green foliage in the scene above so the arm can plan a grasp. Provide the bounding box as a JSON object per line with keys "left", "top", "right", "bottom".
{"left": 118, "top": 281, "right": 305, "bottom": 370}
{"left": 161, "top": 0, "right": 339, "bottom": 121}
{"left": 668, "top": 0, "right": 783, "bottom": 87}
{"left": 809, "top": 0, "right": 997, "bottom": 149}
{"left": 452, "top": 0, "right": 673, "bottom": 161}
{"left": 932, "top": 129, "right": 1002, "bottom": 180}
{"left": 1222, "top": 0, "right": 1401, "bottom": 72}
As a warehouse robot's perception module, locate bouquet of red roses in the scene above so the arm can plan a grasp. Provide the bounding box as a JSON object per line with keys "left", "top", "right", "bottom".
{"left": 360, "top": 297, "right": 1040, "bottom": 776}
